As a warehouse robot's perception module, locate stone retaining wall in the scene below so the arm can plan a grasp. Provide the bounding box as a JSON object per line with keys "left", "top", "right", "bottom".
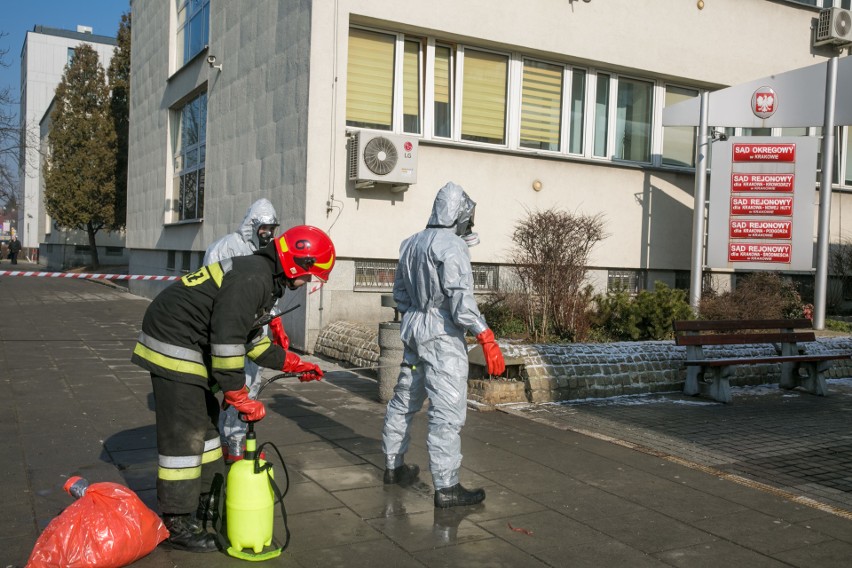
{"left": 314, "top": 321, "right": 852, "bottom": 403}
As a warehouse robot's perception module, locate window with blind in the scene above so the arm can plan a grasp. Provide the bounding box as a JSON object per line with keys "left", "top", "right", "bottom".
{"left": 520, "top": 60, "right": 563, "bottom": 151}
{"left": 346, "top": 28, "right": 395, "bottom": 130}
{"left": 461, "top": 49, "right": 508, "bottom": 145}
{"left": 662, "top": 86, "right": 698, "bottom": 167}
{"left": 403, "top": 40, "right": 422, "bottom": 134}
{"left": 434, "top": 45, "right": 453, "bottom": 138}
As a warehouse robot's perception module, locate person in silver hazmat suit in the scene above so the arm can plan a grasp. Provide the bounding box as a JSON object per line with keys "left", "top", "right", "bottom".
{"left": 203, "top": 198, "right": 283, "bottom": 463}
{"left": 381, "top": 182, "right": 506, "bottom": 508}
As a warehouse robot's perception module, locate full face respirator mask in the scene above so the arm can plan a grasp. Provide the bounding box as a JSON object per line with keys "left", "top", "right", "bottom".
{"left": 457, "top": 211, "right": 479, "bottom": 247}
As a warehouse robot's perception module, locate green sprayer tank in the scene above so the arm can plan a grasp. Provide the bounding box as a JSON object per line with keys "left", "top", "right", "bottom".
{"left": 225, "top": 430, "right": 281, "bottom": 561}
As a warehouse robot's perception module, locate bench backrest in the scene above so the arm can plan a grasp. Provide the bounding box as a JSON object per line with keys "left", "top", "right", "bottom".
{"left": 673, "top": 319, "right": 815, "bottom": 347}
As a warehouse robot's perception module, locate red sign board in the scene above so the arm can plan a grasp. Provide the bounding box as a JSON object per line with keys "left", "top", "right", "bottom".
{"left": 728, "top": 243, "right": 792, "bottom": 263}
{"left": 732, "top": 143, "right": 796, "bottom": 162}
{"left": 729, "top": 220, "right": 792, "bottom": 239}
{"left": 730, "top": 196, "right": 793, "bottom": 216}
{"left": 731, "top": 173, "right": 794, "bottom": 192}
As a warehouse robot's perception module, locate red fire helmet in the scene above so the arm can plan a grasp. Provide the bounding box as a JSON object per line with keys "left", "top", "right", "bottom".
{"left": 274, "top": 225, "right": 336, "bottom": 282}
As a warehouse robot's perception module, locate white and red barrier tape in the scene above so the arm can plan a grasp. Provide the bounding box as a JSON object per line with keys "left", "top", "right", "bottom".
{"left": 0, "top": 270, "right": 324, "bottom": 294}
{"left": 0, "top": 270, "right": 179, "bottom": 281}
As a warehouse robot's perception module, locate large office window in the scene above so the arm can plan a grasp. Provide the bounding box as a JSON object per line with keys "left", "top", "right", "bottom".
{"left": 176, "top": 0, "right": 210, "bottom": 67}
{"left": 461, "top": 49, "right": 508, "bottom": 145}
{"left": 615, "top": 77, "right": 653, "bottom": 162}
{"left": 434, "top": 45, "right": 453, "bottom": 138}
{"left": 662, "top": 86, "right": 698, "bottom": 167}
{"left": 173, "top": 92, "right": 207, "bottom": 221}
{"left": 520, "top": 60, "right": 563, "bottom": 151}
{"left": 346, "top": 28, "right": 395, "bottom": 130}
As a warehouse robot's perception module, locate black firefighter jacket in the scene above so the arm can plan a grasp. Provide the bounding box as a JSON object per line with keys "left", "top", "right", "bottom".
{"left": 131, "top": 251, "right": 287, "bottom": 394}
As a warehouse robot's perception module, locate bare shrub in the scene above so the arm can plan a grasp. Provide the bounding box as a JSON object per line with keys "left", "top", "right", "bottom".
{"left": 699, "top": 272, "right": 805, "bottom": 320}
{"left": 509, "top": 208, "right": 606, "bottom": 341}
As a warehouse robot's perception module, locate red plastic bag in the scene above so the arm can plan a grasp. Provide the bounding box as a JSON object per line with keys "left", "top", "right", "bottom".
{"left": 27, "top": 477, "right": 169, "bottom": 568}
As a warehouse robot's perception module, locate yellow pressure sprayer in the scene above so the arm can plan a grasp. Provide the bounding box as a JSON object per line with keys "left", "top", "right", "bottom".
{"left": 224, "top": 373, "right": 293, "bottom": 561}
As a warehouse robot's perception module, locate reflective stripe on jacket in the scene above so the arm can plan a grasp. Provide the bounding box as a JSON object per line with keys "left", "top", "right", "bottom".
{"left": 131, "top": 254, "right": 286, "bottom": 392}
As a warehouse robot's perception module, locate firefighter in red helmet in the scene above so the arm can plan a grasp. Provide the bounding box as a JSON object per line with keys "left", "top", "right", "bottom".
{"left": 132, "top": 225, "right": 335, "bottom": 553}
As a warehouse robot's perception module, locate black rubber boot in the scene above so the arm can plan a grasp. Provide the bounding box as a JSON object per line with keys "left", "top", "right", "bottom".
{"left": 163, "top": 514, "right": 219, "bottom": 553}
{"left": 383, "top": 463, "right": 420, "bottom": 486}
{"left": 434, "top": 483, "right": 486, "bottom": 508}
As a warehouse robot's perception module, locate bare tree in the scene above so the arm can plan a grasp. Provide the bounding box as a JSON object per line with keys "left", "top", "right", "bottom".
{"left": 510, "top": 207, "right": 606, "bottom": 341}
{"left": 0, "top": 34, "right": 19, "bottom": 205}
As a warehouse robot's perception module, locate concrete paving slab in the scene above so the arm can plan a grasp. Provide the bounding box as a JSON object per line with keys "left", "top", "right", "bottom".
{"left": 653, "top": 539, "right": 789, "bottom": 567}
{"left": 332, "top": 484, "right": 436, "bottom": 519}
{"left": 367, "top": 508, "right": 492, "bottom": 553}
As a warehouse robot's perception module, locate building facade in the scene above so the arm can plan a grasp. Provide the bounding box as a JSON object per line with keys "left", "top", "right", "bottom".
{"left": 126, "top": 0, "right": 852, "bottom": 351}
{"left": 18, "top": 25, "right": 118, "bottom": 263}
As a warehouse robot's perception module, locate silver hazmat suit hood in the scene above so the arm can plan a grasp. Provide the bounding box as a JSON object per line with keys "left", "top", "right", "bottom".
{"left": 238, "top": 198, "right": 279, "bottom": 250}
{"left": 426, "top": 182, "right": 478, "bottom": 246}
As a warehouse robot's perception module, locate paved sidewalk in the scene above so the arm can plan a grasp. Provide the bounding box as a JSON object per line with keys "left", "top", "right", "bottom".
{"left": 2, "top": 267, "right": 852, "bottom": 567}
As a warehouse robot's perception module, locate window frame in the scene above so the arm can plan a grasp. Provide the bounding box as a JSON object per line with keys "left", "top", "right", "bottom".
{"left": 175, "top": 0, "right": 211, "bottom": 71}
{"left": 456, "top": 45, "right": 511, "bottom": 147}
{"left": 169, "top": 90, "right": 208, "bottom": 223}
{"left": 517, "top": 57, "right": 566, "bottom": 153}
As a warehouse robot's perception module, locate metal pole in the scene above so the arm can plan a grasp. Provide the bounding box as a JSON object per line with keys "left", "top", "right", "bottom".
{"left": 814, "top": 54, "right": 839, "bottom": 330}
{"left": 689, "top": 92, "right": 710, "bottom": 313}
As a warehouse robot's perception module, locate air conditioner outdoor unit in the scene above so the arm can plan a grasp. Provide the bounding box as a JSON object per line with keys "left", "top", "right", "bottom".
{"left": 814, "top": 7, "right": 852, "bottom": 47}
{"left": 347, "top": 131, "right": 418, "bottom": 189}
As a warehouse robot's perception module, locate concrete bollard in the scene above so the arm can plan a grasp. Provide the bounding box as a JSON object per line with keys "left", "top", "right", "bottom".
{"left": 378, "top": 321, "right": 403, "bottom": 403}
{"left": 378, "top": 294, "right": 403, "bottom": 403}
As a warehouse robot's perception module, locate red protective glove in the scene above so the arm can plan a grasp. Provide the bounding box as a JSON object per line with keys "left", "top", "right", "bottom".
{"left": 283, "top": 351, "right": 325, "bottom": 382}
{"left": 268, "top": 317, "right": 290, "bottom": 350}
{"left": 223, "top": 387, "right": 266, "bottom": 422}
{"left": 476, "top": 328, "right": 506, "bottom": 376}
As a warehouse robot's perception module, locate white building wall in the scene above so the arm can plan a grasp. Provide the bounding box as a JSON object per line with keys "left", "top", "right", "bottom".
{"left": 127, "top": 0, "right": 852, "bottom": 350}
{"left": 19, "top": 27, "right": 116, "bottom": 253}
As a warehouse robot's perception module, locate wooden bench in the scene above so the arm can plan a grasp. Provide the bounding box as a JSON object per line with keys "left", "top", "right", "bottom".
{"left": 673, "top": 319, "right": 849, "bottom": 403}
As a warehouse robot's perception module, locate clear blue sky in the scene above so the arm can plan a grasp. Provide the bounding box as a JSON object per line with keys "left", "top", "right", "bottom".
{"left": 0, "top": 0, "right": 129, "bottom": 112}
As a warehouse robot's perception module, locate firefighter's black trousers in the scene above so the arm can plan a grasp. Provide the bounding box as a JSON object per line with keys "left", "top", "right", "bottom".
{"left": 151, "top": 374, "right": 225, "bottom": 514}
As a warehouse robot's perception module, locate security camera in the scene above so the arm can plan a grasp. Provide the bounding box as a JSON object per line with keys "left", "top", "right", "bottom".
{"left": 207, "top": 55, "right": 222, "bottom": 71}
